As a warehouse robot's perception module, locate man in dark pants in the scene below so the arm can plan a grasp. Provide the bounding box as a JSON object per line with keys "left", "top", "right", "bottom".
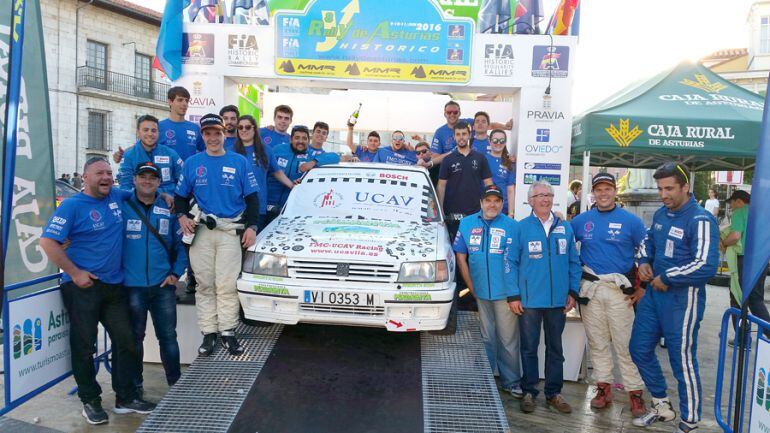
{"left": 722, "top": 189, "right": 770, "bottom": 338}
{"left": 41, "top": 157, "right": 155, "bottom": 425}
{"left": 122, "top": 163, "right": 188, "bottom": 395}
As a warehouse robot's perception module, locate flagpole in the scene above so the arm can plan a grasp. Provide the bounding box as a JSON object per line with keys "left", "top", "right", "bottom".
{"left": 732, "top": 302, "right": 750, "bottom": 432}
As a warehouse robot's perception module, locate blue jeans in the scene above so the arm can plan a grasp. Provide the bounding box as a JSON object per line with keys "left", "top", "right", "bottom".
{"left": 519, "top": 307, "right": 566, "bottom": 399}
{"left": 477, "top": 299, "right": 521, "bottom": 389}
{"left": 128, "top": 285, "right": 181, "bottom": 387}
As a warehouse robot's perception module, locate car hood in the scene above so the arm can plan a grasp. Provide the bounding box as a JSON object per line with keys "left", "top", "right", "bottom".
{"left": 255, "top": 216, "right": 443, "bottom": 262}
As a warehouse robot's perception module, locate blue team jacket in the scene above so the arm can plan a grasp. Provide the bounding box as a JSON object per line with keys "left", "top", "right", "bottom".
{"left": 453, "top": 212, "right": 519, "bottom": 301}
{"left": 513, "top": 213, "right": 582, "bottom": 308}
{"left": 121, "top": 194, "right": 188, "bottom": 287}
{"left": 267, "top": 144, "right": 340, "bottom": 207}
{"left": 639, "top": 195, "right": 719, "bottom": 288}
{"left": 118, "top": 141, "right": 183, "bottom": 195}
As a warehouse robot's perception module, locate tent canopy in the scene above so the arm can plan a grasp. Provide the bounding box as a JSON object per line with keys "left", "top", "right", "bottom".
{"left": 571, "top": 62, "right": 763, "bottom": 170}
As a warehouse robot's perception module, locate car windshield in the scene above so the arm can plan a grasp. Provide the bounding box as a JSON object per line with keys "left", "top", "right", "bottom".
{"left": 283, "top": 166, "right": 441, "bottom": 222}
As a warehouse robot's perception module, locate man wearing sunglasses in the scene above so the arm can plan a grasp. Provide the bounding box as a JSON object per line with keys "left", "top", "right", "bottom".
{"left": 629, "top": 162, "right": 719, "bottom": 433}
{"left": 415, "top": 142, "right": 439, "bottom": 186}
{"left": 373, "top": 130, "right": 417, "bottom": 165}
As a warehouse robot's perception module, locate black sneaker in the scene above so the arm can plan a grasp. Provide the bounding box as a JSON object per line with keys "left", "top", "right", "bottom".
{"left": 221, "top": 330, "right": 245, "bottom": 356}
{"left": 186, "top": 273, "right": 197, "bottom": 294}
{"left": 199, "top": 333, "right": 218, "bottom": 356}
{"left": 82, "top": 401, "right": 109, "bottom": 425}
{"left": 113, "top": 398, "right": 156, "bottom": 414}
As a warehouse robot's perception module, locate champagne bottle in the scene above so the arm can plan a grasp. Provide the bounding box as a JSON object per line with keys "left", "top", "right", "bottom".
{"left": 347, "top": 103, "right": 362, "bottom": 127}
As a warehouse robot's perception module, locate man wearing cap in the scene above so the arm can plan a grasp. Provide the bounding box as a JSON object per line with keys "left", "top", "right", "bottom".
{"left": 175, "top": 113, "right": 261, "bottom": 356}
{"left": 122, "top": 163, "right": 187, "bottom": 395}
{"left": 453, "top": 185, "right": 523, "bottom": 398}
{"left": 722, "top": 189, "right": 770, "bottom": 334}
{"left": 118, "top": 115, "right": 184, "bottom": 195}
{"left": 509, "top": 180, "right": 582, "bottom": 414}
{"left": 630, "top": 162, "right": 718, "bottom": 433}
{"left": 571, "top": 173, "right": 648, "bottom": 418}
{"left": 41, "top": 157, "right": 155, "bottom": 425}
{"left": 266, "top": 125, "right": 340, "bottom": 224}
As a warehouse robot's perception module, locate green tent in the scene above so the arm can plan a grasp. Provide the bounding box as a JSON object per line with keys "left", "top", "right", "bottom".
{"left": 571, "top": 62, "right": 762, "bottom": 171}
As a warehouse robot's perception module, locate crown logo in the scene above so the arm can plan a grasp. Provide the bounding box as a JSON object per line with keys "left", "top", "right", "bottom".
{"left": 605, "top": 118, "right": 642, "bottom": 148}
{"left": 193, "top": 80, "right": 202, "bottom": 95}
{"left": 680, "top": 74, "right": 727, "bottom": 93}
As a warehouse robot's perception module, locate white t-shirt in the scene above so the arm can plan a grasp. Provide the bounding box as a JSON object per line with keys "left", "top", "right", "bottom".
{"left": 705, "top": 198, "right": 720, "bottom": 216}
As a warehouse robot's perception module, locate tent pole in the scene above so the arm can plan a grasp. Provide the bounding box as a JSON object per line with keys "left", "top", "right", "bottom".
{"left": 581, "top": 151, "right": 591, "bottom": 212}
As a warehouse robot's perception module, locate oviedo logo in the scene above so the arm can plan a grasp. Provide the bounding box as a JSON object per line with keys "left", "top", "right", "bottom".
{"left": 680, "top": 74, "right": 727, "bottom": 94}
{"left": 606, "top": 118, "right": 643, "bottom": 148}
{"left": 13, "top": 318, "right": 42, "bottom": 359}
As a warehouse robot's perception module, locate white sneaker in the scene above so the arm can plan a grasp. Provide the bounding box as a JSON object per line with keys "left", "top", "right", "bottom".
{"left": 507, "top": 385, "right": 524, "bottom": 399}
{"left": 632, "top": 399, "right": 676, "bottom": 427}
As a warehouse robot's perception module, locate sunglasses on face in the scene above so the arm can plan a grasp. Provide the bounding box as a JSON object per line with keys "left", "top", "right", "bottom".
{"left": 238, "top": 125, "right": 253, "bottom": 131}
{"left": 491, "top": 138, "right": 506, "bottom": 144}
{"left": 416, "top": 149, "right": 429, "bottom": 155}
{"left": 392, "top": 136, "right": 405, "bottom": 141}
{"left": 445, "top": 110, "right": 459, "bottom": 115}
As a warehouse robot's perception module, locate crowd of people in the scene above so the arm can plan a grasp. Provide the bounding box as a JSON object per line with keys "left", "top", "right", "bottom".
{"left": 39, "top": 85, "right": 746, "bottom": 433}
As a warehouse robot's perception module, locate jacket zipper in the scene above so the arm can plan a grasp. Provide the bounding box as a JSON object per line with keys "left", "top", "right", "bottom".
{"left": 483, "top": 219, "right": 491, "bottom": 299}
{"left": 538, "top": 217, "right": 558, "bottom": 306}
{"left": 144, "top": 202, "right": 151, "bottom": 287}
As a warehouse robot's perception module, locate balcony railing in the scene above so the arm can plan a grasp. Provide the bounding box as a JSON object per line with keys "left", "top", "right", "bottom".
{"left": 77, "top": 66, "right": 170, "bottom": 103}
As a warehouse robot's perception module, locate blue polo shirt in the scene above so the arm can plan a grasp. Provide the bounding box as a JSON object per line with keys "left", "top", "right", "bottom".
{"left": 42, "top": 189, "right": 131, "bottom": 284}
{"left": 485, "top": 154, "right": 516, "bottom": 209}
{"left": 224, "top": 136, "right": 237, "bottom": 151}
{"left": 259, "top": 127, "right": 290, "bottom": 148}
{"left": 373, "top": 147, "right": 417, "bottom": 165}
{"left": 572, "top": 206, "right": 646, "bottom": 275}
{"left": 354, "top": 147, "right": 378, "bottom": 162}
{"left": 159, "top": 119, "right": 204, "bottom": 161}
{"left": 237, "top": 144, "right": 280, "bottom": 215}
{"left": 175, "top": 151, "right": 259, "bottom": 218}
{"left": 431, "top": 117, "right": 473, "bottom": 154}
{"left": 472, "top": 137, "right": 491, "bottom": 154}
{"left": 438, "top": 149, "right": 492, "bottom": 215}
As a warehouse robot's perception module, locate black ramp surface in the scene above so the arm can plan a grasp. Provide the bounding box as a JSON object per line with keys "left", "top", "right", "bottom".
{"left": 229, "top": 324, "right": 423, "bottom": 433}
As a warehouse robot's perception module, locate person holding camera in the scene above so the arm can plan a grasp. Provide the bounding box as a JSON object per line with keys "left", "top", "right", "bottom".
{"left": 174, "top": 113, "right": 260, "bottom": 357}
{"left": 571, "top": 173, "right": 648, "bottom": 419}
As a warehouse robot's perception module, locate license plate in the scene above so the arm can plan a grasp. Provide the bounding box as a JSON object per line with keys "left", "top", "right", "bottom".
{"left": 303, "top": 290, "right": 379, "bottom": 306}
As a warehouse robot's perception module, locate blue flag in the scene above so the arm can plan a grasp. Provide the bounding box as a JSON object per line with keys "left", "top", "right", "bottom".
{"left": 742, "top": 74, "right": 770, "bottom": 303}
{"left": 156, "top": 0, "right": 188, "bottom": 81}
{"left": 2, "top": 0, "right": 27, "bottom": 263}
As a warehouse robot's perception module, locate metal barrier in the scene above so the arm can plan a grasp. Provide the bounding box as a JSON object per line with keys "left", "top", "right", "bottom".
{"left": 715, "top": 307, "right": 770, "bottom": 432}
{"left": 1, "top": 273, "right": 112, "bottom": 416}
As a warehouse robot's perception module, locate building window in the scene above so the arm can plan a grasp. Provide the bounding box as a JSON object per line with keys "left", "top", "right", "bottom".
{"left": 762, "top": 17, "right": 770, "bottom": 54}
{"left": 135, "top": 53, "right": 152, "bottom": 98}
{"left": 87, "top": 111, "right": 111, "bottom": 151}
{"left": 86, "top": 40, "right": 108, "bottom": 88}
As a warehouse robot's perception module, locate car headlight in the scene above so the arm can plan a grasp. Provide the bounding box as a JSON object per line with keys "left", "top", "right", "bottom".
{"left": 397, "top": 260, "right": 448, "bottom": 283}
{"left": 242, "top": 251, "right": 288, "bottom": 277}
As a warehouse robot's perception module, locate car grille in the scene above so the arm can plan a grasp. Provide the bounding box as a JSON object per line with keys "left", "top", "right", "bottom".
{"left": 288, "top": 259, "right": 399, "bottom": 283}
{"left": 299, "top": 303, "right": 385, "bottom": 316}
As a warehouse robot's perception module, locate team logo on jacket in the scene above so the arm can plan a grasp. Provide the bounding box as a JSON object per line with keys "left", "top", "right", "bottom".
{"left": 89, "top": 209, "right": 102, "bottom": 222}
{"left": 196, "top": 165, "right": 207, "bottom": 177}
{"left": 166, "top": 130, "right": 175, "bottom": 139}
{"left": 668, "top": 226, "right": 684, "bottom": 239}
{"left": 528, "top": 241, "right": 542, "bottom": 253}
{"left": 584, "top": 221, "right": 594, "bottom": 232}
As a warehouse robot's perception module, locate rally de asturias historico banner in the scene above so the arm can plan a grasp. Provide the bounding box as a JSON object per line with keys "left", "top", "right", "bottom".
{"left": 1, "top": 1, "right": 69, "bottom": 406}
{"left": 274, "top": 0, "right": 474, "bottom": 83}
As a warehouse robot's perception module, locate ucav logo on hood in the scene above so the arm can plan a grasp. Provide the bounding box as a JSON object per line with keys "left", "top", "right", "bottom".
{"left": 355, "top": 192, "right": 414, "bottom": 207}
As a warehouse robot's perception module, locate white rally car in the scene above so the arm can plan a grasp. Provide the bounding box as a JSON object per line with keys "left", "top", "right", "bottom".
{"left": 237, "top": 164, "right": 457, "bottom": 333}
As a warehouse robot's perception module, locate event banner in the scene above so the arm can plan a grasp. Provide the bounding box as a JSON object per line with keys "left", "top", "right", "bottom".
{"left": 0, "top": 0, "right": 58, "bottom": 293}
{"left": 750, "top": 337, "right": 770, "bottom": 432}
{"left": 273, "top": 0, "right": 474, "bottom": 83}
{"left": 175, "top": 72, "right": 225, "bottom": 123}
{"left": 184, "top": 0, "right": 520, "bottom": 34}
{"left": 6, "top": 288, "right": 71, "bottom": 402}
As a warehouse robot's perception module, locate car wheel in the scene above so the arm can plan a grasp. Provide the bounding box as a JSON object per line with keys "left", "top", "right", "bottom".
{"left": 430, "top": 296, "right": 458, "bottom": 336}
{"left": 239, "top": 305, "right": 273, "bottom": 328}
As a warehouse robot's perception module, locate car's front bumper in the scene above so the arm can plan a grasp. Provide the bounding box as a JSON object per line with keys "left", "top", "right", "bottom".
{"left": 236, "top": 274, "right": 455, "bottom": 332}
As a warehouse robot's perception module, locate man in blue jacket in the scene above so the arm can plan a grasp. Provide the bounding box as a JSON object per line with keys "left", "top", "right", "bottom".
{"left": 118, "top": 115, "right": 183, "bottom": 195}
{"left": 122, "top": 163, "right": 187, "bottom": 396}
{"left": 509, "top": 180, "right": 582, "bottom": 414}
{"left": 266, "top": 125, "right": 340, "bottom": 223}
{"left": 454, "top": 185, "right": 522, "bottom": 398}
{"left": 630, "top": 162, "right": 719, "bottom": 433}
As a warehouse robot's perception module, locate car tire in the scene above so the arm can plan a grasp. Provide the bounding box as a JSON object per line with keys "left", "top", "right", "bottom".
{"left": 430, "top": 296, "right": 458, "bottom": 336}
{"left": 239, "top": 306, "right": 273, "bottom": 328}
